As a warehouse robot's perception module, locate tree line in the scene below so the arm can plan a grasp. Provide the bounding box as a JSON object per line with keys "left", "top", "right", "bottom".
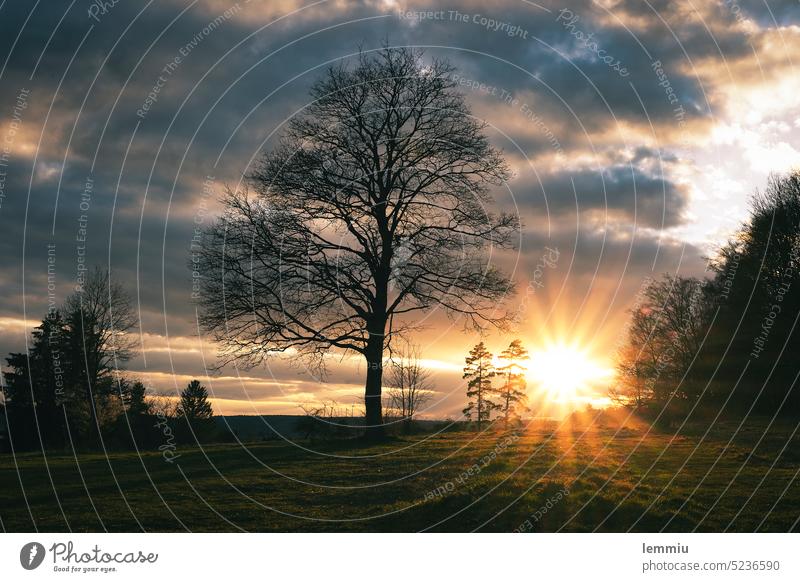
{"left": 613, "top": 171, "right": 800, "bottom": 421}
{"left": 0, "top": 267, "right": 216, "bottom": 453}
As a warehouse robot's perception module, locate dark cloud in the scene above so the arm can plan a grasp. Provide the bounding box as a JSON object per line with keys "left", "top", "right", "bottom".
{"left": 513, "top": 163, "right": 690, "bottom": 228}
{"left": 730, "top": 0, "right": 800, "bottom": 27}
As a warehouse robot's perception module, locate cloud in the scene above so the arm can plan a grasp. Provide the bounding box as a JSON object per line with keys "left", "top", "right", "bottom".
{"left": 511, "top": 162, "right": 691, "bottom": 228}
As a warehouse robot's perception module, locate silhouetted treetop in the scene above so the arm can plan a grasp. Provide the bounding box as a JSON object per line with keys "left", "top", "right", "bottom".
{"left": 197, "top": 46, "right": 518, "bottom": 436}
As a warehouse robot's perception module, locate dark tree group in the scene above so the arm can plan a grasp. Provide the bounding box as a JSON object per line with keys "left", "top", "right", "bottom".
{"left": 1, "top": 267, "right": 216, "bottom": 452}
{"left": 613, "top": 171, "right": 800, "bottom": 420}
{"left": 2, "top": 268, "right": 137, "bottom": 451}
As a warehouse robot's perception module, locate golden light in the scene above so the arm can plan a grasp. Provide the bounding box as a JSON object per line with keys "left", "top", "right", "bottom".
{"left": 527, "top": 342, "right": 613, "bottom": 401}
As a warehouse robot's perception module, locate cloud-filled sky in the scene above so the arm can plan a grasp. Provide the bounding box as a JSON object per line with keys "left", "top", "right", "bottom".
{"left": 1, "top": 0, "right": 799, "bottom": 416}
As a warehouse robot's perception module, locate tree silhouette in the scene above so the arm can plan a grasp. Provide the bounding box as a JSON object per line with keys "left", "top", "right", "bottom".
{"left": 177, "top": 380, "right": 214, "bottom": 422}
{"left": 122, "top": 380, "right": 150, "bottom": 416}
{"left": 706, "top": 171, "right": 800, "bottom": 414}
{"left": 197, "top": 47, "right": 516, "bottom": 438}
{"left": 463, "top": 342, "right": 499, "bottom": 429}
{"left": 497, "top": 339, "right": 529, "bottom": 429}
{"left": 386, "top": 343, "right": 433, "bottom": 431}
{"left": 2, "top": 312, "right": 74, "bottom": 450}
{"left": 612, "top": 172, "right": 800, "bottom": 419}
{"left": 610, "top": 342, "right": 655, "bottom": 409}
{"left": 64, "top": 267, "right": 137, "bottom": 447}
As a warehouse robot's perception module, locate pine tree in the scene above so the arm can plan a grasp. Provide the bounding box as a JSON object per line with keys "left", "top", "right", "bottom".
{"left": 2, "top": 312, "right": 77, "bottom": 450}
{"left": 497, "top": 339, "right": 529, "bottom": 429}
{"left": 177, "top": 380, "right": 214, "bottom": 422}
{"left": 462, "top": 342, "right": 499, "bottom": 429}
{"left": 121, "top": 379, "right": 150, "bottom": 416}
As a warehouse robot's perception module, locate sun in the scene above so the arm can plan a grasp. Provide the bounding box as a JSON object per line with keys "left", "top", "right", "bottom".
{"left": 527, "top": 342, "right": 612, "bottom": 400}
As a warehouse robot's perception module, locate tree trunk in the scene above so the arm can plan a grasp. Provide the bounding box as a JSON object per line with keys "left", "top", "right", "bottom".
{"left": 363, "top": 331, "right": 385, "bottom": 440}
{"left": 504, "top": 380, "right": 511, "bottom": 430}
{"left": 477, "top": 385, "right": 483, "bottom": 431}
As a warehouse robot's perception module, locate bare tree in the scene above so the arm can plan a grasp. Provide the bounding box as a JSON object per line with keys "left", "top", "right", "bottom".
{"left": 64, "top": 267, "right": 137, "bottom": 445}
{"left": 387, "top": 344, "right": 433, "bottom": 431}
{"left": 148, "top": 393, "right": 179, "bottom": 419}
{"left": 609, "top": 342, "right": 654, "bottom": 409}
{"left": 197, "top": 47, "right": 516, "bottom": 438}
{"left": 611, "top": 274, "right": 710, "bottom": 408}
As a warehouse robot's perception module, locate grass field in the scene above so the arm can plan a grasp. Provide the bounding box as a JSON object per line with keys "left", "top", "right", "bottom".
{"left": 2, "top": 420, "right": 799, "bottom": 532}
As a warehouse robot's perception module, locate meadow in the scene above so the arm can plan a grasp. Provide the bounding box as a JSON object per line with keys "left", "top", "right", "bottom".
{"left": 2, "top": 419, "right": 799, "bottom": 532}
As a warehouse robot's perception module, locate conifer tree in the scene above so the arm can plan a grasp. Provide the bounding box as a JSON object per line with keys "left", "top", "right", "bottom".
{"left": 2, "top": 312, "right": 76, "bottom": 450}
{"left": 121, "top": 379, "right": 150, "bottom": 416}
{"left": 462, "top": 342, "right": 498, "bottom": 429}
{"left": 176, "top": 380, "right": 215, "bottom": 443}
{"left": 497, "top": 339, "right": 529, "bottom": 429}
{"left": 177, "top": 380, "right": 214, "bottom": 422}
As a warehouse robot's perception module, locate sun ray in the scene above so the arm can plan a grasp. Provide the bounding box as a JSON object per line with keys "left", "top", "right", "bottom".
{"left": 527, "top": 342, "right": 614, "bottom": 403}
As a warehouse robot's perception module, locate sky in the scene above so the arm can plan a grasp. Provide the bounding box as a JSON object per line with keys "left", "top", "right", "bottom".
{"left": 1, "top": 0, "right": 799, "bottom": 417}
